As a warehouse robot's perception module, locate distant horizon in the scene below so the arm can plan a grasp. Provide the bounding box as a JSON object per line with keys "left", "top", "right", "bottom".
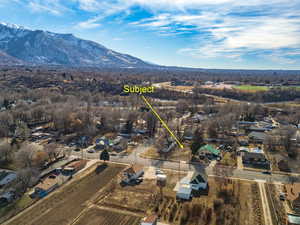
{"left": 0, "top": 0, "right": 300, "bottom": 70}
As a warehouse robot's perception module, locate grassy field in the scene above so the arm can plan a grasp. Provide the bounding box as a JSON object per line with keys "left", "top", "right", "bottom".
{"left": 0, "top": 194, "right": 36, "bottom": 224}
{"left": 233, "top": 85, "right": 269, "bottom": 92}
{"left": 234, "top": 85, "right": 300, "bottom": 92}
{"left": 5, "top": 163, "right": 125, "bottom": 225}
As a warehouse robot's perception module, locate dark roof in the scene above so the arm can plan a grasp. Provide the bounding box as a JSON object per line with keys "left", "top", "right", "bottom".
{"left": 242, "top": 152, "right": 267, "bottom": 160}
{"left": 248, "top": 131, "right": 267, "bottom": 140}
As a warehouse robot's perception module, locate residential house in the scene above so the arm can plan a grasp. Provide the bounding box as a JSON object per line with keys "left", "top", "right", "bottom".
{"left": 95, "top": 137, "right": 110, "bottom": 150}
{"left": 0, "top": 172, "right": 17, "bottom": 188}
{"left": 161, "top": 142, "right": 177, "bottom": 153}
{"left": 293, "top": 194, "right": 300, "bottom": 213}
{"left": 182, "top": 130, "right": 194, "bottom": 141}
{"left": 288, "top": 214, "right": 300, "bottom": 225}
{"left": 141, "top": 215, "right": 158, "bottom": 225}
{"left": 174, "top": 171, "right": 207, "bottom": 200}
{"left": 62, "top": 160, "right": 87, "bottom": 175}
{"left": 198, "top": 144, "right": 220, "bottom": 159}
{"left": 247, "top": 126, "right": 270, "bottom": 132}
{"left": 34, "top": 176, "right": 60, "bottom": 198}
{"left": 248, "top": 131, "right": 267, "bottom": 143}
{"left": 122, "top": 164, "right": 144, "bottom": 184}
{"left": 242, "top": 152, "right": 270, "bottom": 169}
{"left": 0, "top": 191, "right": 15, "bottom": 206}
{"left": 237, "top": 121, "right": 257, "bottom": 129}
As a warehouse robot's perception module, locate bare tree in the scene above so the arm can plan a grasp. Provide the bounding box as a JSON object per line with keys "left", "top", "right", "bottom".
{"left": 14, "top": 120, "right": 30, "bottom": 141}
{"left": 13, "top": 168, "right": 40, "bottom": 194}
{"left": 14, "top": 143, "right": 36, "bottom": 168}
{"left": 280, "top": 127, "right": 297, "bottom": 158}
{"left": 44, "top": 143, "right": 61, "bottom": 162}
{"left": 0, "top": 142, "right": 12, "bottom": 163}
{"left": 264, "top": 135, "right": 277, "bottom": 152}
{"left": 146, "top": 112, "right": 157, "bottom": 137}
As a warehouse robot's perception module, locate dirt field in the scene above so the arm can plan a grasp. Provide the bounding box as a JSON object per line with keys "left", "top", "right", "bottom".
{"left": 154, "top": 82, "right": 194, "bottom": 93}
{"left": 140, "top": 146, "right": 191, "bottom": 162}
{"left": 5, "top": 163, "right": 125, "bottom": 225}
{"left": 73, "top": 207, "right": 141, "bottom": 225}
{"left": 156, "top": 176, "right": 264, "bottom": 225}
{"left": 99, "top": 179, "right": 159, "bottom": 214}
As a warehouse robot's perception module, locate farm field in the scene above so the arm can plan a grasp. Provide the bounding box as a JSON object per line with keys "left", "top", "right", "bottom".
{"left": 73, "top": 207, "right": 141, "bottom": 225}
{"left": 5, "top": 163, "right": 125, "bottom": 225}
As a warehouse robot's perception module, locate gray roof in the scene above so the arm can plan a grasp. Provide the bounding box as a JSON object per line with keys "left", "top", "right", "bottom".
{"left": 248, "top": 131, "right": 267, "bottom": 140}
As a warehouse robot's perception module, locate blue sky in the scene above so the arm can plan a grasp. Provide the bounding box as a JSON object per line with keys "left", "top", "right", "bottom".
{"left": 1, "top": 0, "right": 300, "bottom": 69}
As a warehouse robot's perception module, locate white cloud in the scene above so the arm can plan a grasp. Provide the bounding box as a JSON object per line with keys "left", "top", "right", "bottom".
{"left": 113, "top": 37, "right": 123, "bottom": 41}
{"left": 27, "top": 0, "right": 300, "bottom": 63}
{"left": 77, "top": 16, "right": 102, "bottom": 29}
{"left": 28, "top": 0, "right": 70, "bottom": 15}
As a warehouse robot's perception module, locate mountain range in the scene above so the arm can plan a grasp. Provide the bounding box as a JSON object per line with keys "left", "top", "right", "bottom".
{"left": 0, "top": 22, "right": 155, "bottom": 68}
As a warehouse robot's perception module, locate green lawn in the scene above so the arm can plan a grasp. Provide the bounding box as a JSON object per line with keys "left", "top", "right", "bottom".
{"left": 281, "top": 86, "right": 300, "bottom": 90}
{"left": 233, "top": 85, "right": 269, "bottom": 91}
{"left": 234, "top": 85, "right": 300, "bottom": 92}
{"left": 0, "top": 194, "right": 35, "bottom": 224}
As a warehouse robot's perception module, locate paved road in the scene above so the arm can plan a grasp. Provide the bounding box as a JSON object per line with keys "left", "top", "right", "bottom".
{"left": 72, "top": 144, "right": 300, "bottom": 185}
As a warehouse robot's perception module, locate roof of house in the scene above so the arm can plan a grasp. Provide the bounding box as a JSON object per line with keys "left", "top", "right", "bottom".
{"left": 242, "top": 152, "right": 267, "bottom": 160}
{"left": 177, "top": 183, "right": 192, "bottom": 195}
{"left": 248, "top": 126, "right": 269, "bottom": 132}
{"left": 142, "top": 215, "right": 158, "bottom": 223}
{"left": 248, "top": 131, "right": 267, "bottom": 140}
{"left": 40, "top": 158, "right": 76, "bottom": 178}
{"left": 0, "top": 173, "right": 17, "bottom": 186}
{"left": 288, "top": 214, "right": 300, "bottom": 224}
{"left": 35, "top": 176, "right": 59, "bottom": 191}
{"left": 180, "top": 171, "right": 207, "bottom": 184}
{"left": 199, "top": 144, "right": 220, "bottom": 155}
{"left": 66, "top": 160, "right": 87, "bottom": 170}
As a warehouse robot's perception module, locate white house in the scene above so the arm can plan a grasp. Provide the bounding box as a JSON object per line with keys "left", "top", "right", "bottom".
{"left": 174, "top": 171, "right": 207, "bottom": 200}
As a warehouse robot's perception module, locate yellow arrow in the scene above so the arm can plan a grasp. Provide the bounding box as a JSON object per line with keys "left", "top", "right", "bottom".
{"left": 140, "top": 95, "right": 184, "bottom": 149}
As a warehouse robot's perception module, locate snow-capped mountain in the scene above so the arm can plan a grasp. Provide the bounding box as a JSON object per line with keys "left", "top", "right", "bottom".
{"left": 0, "top": 22, "right": 154, "bottom": 68}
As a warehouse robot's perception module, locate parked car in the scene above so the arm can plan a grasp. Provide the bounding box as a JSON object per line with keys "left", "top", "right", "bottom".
{"left": 262, "top": 171, "right": 272, "bottom": 175}
{"left": 87, "top": 149, "right": 95, "bottom": 153}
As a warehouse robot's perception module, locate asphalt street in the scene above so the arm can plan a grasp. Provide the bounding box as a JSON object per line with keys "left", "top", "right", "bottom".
{"left": 72, "top": 144, "right": 300, "bottom": 185}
